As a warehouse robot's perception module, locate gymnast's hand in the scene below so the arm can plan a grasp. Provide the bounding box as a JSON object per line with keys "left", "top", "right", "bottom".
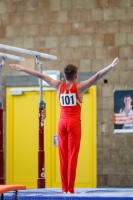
{"left": 110, "top": 57, "right": 119, "bottom": 68}
{"left": 9, "top": 64, "right": 24, "bottom": 71}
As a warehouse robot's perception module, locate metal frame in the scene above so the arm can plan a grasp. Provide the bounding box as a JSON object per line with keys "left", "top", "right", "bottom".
{"left": 0, "top": 44, "right": 57, "bottom": 188}
{"left": 0, "top": 53, "right": 25, "bottom": 185}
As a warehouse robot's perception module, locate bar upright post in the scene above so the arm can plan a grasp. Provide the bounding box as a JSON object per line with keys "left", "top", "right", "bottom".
{"left": 36, "top": 57, "right": 46, "bottom": 188}
{"left": 0, "top": 60, "right": 4, "bottom": 184}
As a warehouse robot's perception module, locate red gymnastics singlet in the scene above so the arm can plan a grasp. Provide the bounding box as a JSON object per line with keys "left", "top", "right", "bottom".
{"left": 58, "top": 82, "right": 82, "bottom": 193}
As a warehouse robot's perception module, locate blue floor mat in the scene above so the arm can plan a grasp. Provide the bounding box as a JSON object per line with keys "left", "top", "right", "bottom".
{"left": 3, "top": 188, "right": 133, "bottom": 200}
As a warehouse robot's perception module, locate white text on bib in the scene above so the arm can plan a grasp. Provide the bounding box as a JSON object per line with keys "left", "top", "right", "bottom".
{"left": 60, "top": 93, "right": 77, "bottom": 106}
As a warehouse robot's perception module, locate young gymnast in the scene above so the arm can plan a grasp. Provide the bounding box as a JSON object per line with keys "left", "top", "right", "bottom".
{"left": 9, "top": 57, "right": 119, "bottom": 194}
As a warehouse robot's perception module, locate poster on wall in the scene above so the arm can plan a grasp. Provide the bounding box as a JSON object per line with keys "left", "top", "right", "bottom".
{"left": 114, "top": 90, "right": 133, "bottom": 133}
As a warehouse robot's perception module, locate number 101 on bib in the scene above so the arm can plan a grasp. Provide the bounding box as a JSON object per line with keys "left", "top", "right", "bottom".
{"left": 60, "top": 93, "right": 77, "bottom": 106}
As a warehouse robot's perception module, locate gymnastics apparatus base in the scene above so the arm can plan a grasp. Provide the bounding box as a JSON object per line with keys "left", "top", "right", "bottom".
{"left": 0, "top": 185, "right": 26, "bottom": 200}
{"left": 1, "top": 188, "right": 133, "bottom": 200}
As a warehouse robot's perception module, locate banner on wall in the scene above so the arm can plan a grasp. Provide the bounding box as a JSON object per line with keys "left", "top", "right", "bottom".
{"left": 114, "top": 90, "right": 133, "bottom": 133}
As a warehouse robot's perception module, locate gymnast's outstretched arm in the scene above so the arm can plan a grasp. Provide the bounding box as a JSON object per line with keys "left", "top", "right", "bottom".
{"left": 9, "top": 64, "right": 62, "bottom": 90}
{"left": 78, "top": 57, "right": 119, "bottom": 92}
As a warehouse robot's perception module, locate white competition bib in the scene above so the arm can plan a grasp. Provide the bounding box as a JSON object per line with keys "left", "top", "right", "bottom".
{"left": 60, "top": 93, "right": 77, "bottom": 106}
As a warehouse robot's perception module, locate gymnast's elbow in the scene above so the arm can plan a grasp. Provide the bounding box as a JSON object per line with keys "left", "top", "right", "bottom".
{"left": 94, "top": 72, "right": 101, "bottom": 81}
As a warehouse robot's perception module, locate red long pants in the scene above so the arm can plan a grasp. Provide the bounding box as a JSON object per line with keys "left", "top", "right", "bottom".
{"left": 58, "top": 118, "right": 81, "bottom": 193}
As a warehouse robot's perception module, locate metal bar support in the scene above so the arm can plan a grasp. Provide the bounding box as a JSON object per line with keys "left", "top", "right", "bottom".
{"left": 0, "top": 55, "right": 24, "bottom": 185}
{"left": 36, "top": 57, "right": 46, "bottom": 188}
{"left": 0, "top": 59, "right": 5, "bottom": 184}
